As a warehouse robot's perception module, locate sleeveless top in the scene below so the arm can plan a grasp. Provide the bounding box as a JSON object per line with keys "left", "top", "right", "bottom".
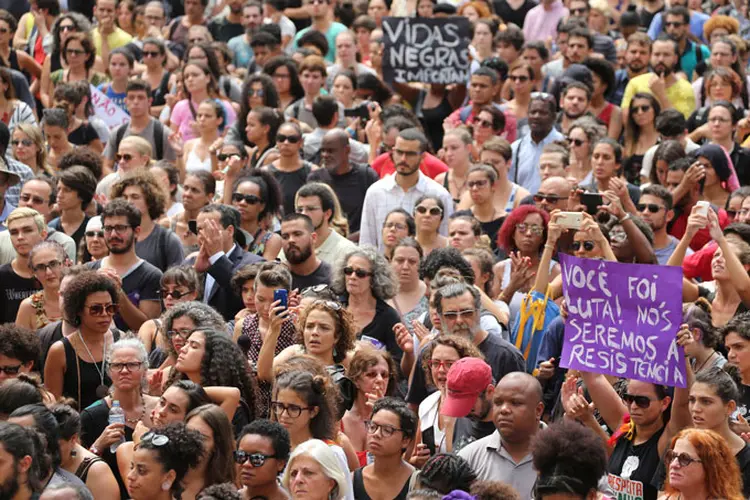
{"left": 29, "top": 290, "right": 61, "bottom": 330}
{"left": 75, "top": 456, "right": 104, "bottom": 483}
{"left": 352, "top": 467, "right": 411, "bottom": 500}
{"left": 597, "top": 102, "right": 616, "bottom": 128}
{"left": 248, "top": 230, "right": 273, "bottom": 257}
{"left": 150, "top": 71, "right": 170, "bottom": 108}
{"left": 608, "top": 426, "right": 664, "bottom": 500}
{"left": 415, "top": 89, "right": 453, "bottom": 151}
{"left": 269, "top": 162, "right": 314, "bottom": 215}
{"left": 185, "top": 147, "right": 212, "bottom": 173}
{"left": 61, "top": 332, "right": 120, "bottom": 411}
{"left": 443, "top": 172, "right": 462, "bottom": 205}
{"left": 391, "top": 295, "right": 429, "bottom": 336}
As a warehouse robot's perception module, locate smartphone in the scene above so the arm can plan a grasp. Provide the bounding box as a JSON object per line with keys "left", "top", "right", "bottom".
{"left": 421, "top": 427, "right": 437, "bottom": 456}
{"left": 188, "top": 220, "right": 198, "bottom": 235}
{"left": 556, "top": 211, "right": 582, "bottom": 230}
{"left": 696, "top": 200, "right": 710, "bottom": 216}
{"left": 273, "top": 289, "right": 288, "bottom": 310}
{"left": 580, "top": 193, "right": 604, "bottom": 215}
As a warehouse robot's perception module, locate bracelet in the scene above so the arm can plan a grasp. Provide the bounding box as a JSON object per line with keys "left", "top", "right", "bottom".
{"left": 619, "top": 213, "right": 631, "bottom": 224}
{"left": 545, "top": 244, "right": 555, "bottom": 250}
{"left": 89, "top": 445, "right": 102, "bottom": 456}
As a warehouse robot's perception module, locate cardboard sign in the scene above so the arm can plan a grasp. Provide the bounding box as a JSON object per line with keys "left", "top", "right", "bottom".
{"left": 89, "top": 84, "right": 129, "bottom": 129}
{"left": 382, "top": 16, "right": 471, "bottom": 84}
{"left": 559, "top": 254, "right": 687, "bottom": 387}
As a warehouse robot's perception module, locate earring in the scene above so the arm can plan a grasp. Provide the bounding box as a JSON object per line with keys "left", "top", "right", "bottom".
{"left": 70, "top": 450, "right": 77, "bottom": 458}
{"left": 161, "top": 482, "right": 171, "bottom": 491}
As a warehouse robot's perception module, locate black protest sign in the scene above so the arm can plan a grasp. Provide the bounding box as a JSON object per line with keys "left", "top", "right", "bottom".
{"left": 382, "top": 17, "right": 471, "bottom": 85}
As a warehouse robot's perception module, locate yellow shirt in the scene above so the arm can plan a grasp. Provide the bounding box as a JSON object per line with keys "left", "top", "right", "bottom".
{"left": 91, "top": 27, "right": 133, "bottom": 57}
{"left": 621, "top": 72, "right": 696, "bottom": 119}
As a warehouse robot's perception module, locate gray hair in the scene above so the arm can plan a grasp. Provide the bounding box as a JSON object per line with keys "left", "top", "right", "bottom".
{"left": 282, "top": 439, "right": 348, "bottom": 500}
{"left": 434, "top": 282, "right": 481, "bottom": 316}
{"left": 106, "top": 337, "right": 150, "bottom": 392}
{"left": 40, "top": 482, "right": 94, "bottom": 500}
{"left": 332, "top": 245, "right": 398, "bottom": 301}
{"left": 568, "top": 115, "right": 606, "bottom": 147}
{"left": 161, "top": 301, "right": 227, "bottom": 357}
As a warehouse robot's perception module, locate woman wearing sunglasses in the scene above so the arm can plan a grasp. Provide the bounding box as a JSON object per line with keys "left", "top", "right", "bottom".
{"left": 381, "top": 209, "right": 415, "bottom": 261}
{"left": 413, "top": 196, "right": 448, "bottom": 258}
{"left": 183, "top": 404, "right": 236, "bottom": 499}
{"left": 79, "top": 216, "right": 109, "bottom": 264}
{"left": 11, "top": 124, "right": 49, "bottom": 176}
{"left": 566, "top": 116, "right": 605, "bottom": 187}
{"left": 268, "top": 121, "right": 318, "bottom": 215}
{"left": 227, "top": 170, "right": 283, "bottom": 260}
{"left": 38, "top": 13, "right": 91, "bottom": 110}
{"left": 126, "top": 423, "right": 205, "bottom": 500}
{"left": 662, "top": 428, "right": 743, "bottom": 500}
{"left": 236, "top": 419, "right": 291, "bottom": 500}
{"left": 45, "top": 271, "right": 121, "bottom": 410}
{"left": 500, "top": 60, "right": 534, "bottom": 137}
{"left": 623, "top": 92, "right": 660, "bottom": 185}
{"left": 138, "top": 38, "right": 170, "bottom": 118}
{"left": 16, "top": 241, "right": 69, "bottom": 330}
{"left": 466, "top": 164, "right": 505, "bottom": 256}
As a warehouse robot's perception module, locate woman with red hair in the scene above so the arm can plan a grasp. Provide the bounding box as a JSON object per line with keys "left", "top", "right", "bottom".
{"left": 662, "top": 428, "right": 744, "bottom": 500}
{"left": 493, "top": 205, "right": 559, "bottom": 325}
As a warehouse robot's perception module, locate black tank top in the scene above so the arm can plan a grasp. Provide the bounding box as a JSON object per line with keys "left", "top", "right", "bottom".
{"left": 150, "top": 71, "right": 170, "bottom": 108}
{"left": 269, "top": 163, "right": 313, "bottom": 216}
{"left": 608, "top": 426, "right": 664, "bottom": 500}
{"left": 62, "top": 333, "right": 119, "bottom": 411}
{"left": 416, "top": 89, "right": 453, "bottom": 152}
{"left": 352, "top": 467, "right": 411, "bottom": 500}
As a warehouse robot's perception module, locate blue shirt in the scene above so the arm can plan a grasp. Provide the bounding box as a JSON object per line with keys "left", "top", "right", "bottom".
{"left": 291, "top": 22, "right": 347, "bottom": 63}
{"left": 0, "top": 201, "right": 14, "bottom": 230}
{"left": 679, "top": 40, "right": 710, "bottom": 82}
{"left": 647, "top": 10, "right": 710, "bottom": 43}
{"left": 509, "top": 128, "right": 565, "bottom": 194}
{"left": 228, "top": 34, "right": 253, "bottom": 70}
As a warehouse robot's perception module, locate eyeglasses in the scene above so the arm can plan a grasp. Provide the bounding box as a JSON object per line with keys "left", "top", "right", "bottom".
{"left": 516, "top": 223, "right": 544, "bottom": 236}
{"left": 415, "top": 205, "right": 443, "bottom": 216}
{"left": 311, "top": 299, "right": 342, "bottom": 311}
{"left": 534, "top": 194, "right": 566, "bottom": 203}
{"left": 0, "top": 365, "right": 21, "bottom": 375}
{"left": 665, "top": 450, "right": 702, "bottom": 467}
{"left": 632, "top": 104, "right": 652, "bottom": 114}
{"left": 248, "top": 89, "right": 265, "bottom": 97}
{"left": 384, "top": 222, "right": 407, "bottom": 231}
{"left": 115, "top": 153, "right": 134, "bottom": 162}
{"left": 234, "top": 450, "right": 277, "bottom": 467}
{"left": 160, "top": 288, "right": 194, "bottom": 300}
{"left": 271, "top": 401, "right": 313, "bottom": 418}
{"left": 103, "top": 224, "right": 131, "bottom": 234}
{"left": 11, "top": 139, "right": 33, "bottom": 147}
{"left": 167, "top": 329, "right": 193, "bottom": 340}
{"left": 232, "top": 192, "right": 261, "bottom": 205}
{"left": 475, "top": 119, "right": 493, "bottom": 128}
{"left": 572, "top": 240, "right": 596, "bottom": 252}
{"left": 65, "top": 48, "right": 86, "bottom": 56}
{"left": 141, "top": 432, "right": 170, "bottom": 447}
{"left": 20, "top": 193, "right": 47, "bottom": 205}
{"left": 428, "top": 359, "right": 456, "bottom": 370}
{"left": 468, "top": 179, "right": 489, "bottom": 189}
{"left": 276, "top": 134, "right": 301, "bottom": 144}
{"left": 85, "top": 230, "right": 104, "bottom": 238}
{"left": 142, "top": 50, "right": 161, "bottom": 58}
{"left": 637, "top": 203, "right": 665, "bottom": 213}
{"left": 86, "top": 303, "right": 119, "bottom": 316}
{"left": 442, "top": 308, "right": 476, "bottom": 320}
{"left": 59, "top": 24, "right": 77, "bottom": 32}
{"left": 32, "top": 260, "right": 62, "bottom": 273}
{"left": 217, "top": 153, "right": 240, "bottom": 162}
{"left": 110, "top": 362, "right": 143, "bottom": 372}
{"left": 344, "top": 266, "right": 372, "bottom": 278}
{"left": 622, "top": 393, "right": 655, "bottom": 408}
{"left": 364, "top": 420, "right": 404, "bottom": 437}
{"left": 509, "top": 75, "right": 530, "bottom": 82}
{"left": 568, "top": 137, "right": 585, "bottom": 147}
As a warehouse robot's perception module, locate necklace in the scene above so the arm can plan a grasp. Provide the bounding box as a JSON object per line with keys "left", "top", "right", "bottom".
{"left": 77, "top": 330, "right": 109, "bottom": 399}
{"left": 450, "top": 171, "right": 468, "bottom": 195}
{"left": 694, "top": 351, "right": 717, "bottom": 373}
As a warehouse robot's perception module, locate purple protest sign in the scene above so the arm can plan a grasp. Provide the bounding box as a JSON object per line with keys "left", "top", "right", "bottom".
{"left": 559, "top": 254, "right": 686, "bottom": 388}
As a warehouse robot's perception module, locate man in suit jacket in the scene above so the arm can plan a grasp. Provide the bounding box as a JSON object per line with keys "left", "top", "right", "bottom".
{"left": 189, "top": 204, "right": 263, "bottom": 320}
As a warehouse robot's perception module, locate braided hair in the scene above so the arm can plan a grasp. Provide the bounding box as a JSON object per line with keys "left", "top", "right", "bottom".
{"left": 418, "top": 453, "right": 476, "bottom": 494}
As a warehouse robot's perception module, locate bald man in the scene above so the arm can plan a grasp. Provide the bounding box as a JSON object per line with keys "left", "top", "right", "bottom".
{"left": 458, "top": 372, "right": 543, "bottom": 498}
{"left": 535, "top": 176, "right": 571, "bottom": 214}
{"left": 307, "top": 129, "right": 379, "bottom": 236}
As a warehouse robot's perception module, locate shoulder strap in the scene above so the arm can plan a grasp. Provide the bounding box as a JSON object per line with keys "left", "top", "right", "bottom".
{"left": 153, "top": 120, "right": 164, "bottom": 159}
{"left": 695, "top": 43, "right": 703, "bottom": 63}
{"left": 168, "top": 17, "right": 182, "bottom": 40}
{"left": 293, "top": 100, "right": 302, "bottom": 119}
{"left": 113, "top": 124, "right": 128, "bottom": 155}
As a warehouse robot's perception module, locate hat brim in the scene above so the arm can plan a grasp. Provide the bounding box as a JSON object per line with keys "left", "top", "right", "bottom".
{"left": 440, "top": 392, "right": 478, "bottom": 418}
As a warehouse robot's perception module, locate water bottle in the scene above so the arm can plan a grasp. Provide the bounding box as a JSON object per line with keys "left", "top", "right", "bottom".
{"left": 108, "top": 401, "right": 126, "bottom": 453}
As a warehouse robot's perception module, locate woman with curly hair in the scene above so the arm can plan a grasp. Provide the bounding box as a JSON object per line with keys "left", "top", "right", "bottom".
{"left": 585, "top": 57, "right": 622, "bottom": 139}
{"left": 263, "top": 56, "right": 305, "bottom": 111}
{"left": 623, "top": 92, "right": 661, "bottom": 184}
{"left": 663, "top": 428, "right": 743, "bottom": 500}
{"left": 341, "top": 343, "right": 398, "bottom": 466}
{"left": 415, "top": 453, "right": 476, "bottom": 494}
{"left": 183, "top": 404, "right": 236, "bottom": 499}
{"left": 110, "top": 169, "right": 184, "bottom": 272}
{"left": 44, "top": 271, "right": 121, "bottom": 409}
{"left": 332, "top": 246, "right": 401, "bottom": 363}
{"left": 126, "top": 423, "right": 205, "bottom": 500}
{"left": 169, "top": 328, "right": 257, "bottom": 434}
{"left": 494, "top": 205, "right": 558, "bottom": 325}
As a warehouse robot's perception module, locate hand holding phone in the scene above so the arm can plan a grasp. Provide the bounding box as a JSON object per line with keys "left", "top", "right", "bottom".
{"left": 273, "top": 289, "right": 288, "bottom": 310}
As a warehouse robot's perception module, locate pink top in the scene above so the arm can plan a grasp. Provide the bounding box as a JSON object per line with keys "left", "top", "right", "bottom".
{"left": 523, "top": 0, "right": 569, "bottom": 42}
{"left": 170, "top": 99, "right": 237, "bottom": 141}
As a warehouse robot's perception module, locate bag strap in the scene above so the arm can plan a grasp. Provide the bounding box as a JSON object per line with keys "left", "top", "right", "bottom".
{"left": 154, "top": 120, "right": 164, "bottom": 159}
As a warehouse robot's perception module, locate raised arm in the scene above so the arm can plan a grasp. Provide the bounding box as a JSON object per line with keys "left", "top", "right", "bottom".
{"left": 659, "top": 325, "right": 695, "bottom": 456}
{"left": 580, "top": 371, "right": 628, "bottom": 432}
{"left": 255, "top": 302, "right": 289, "bottom": 383}
{"left": 708, "top": 208, "right": 750, "bottom": 307}
{"left": 204, "top": 386, "right": 241, "bottom": 420}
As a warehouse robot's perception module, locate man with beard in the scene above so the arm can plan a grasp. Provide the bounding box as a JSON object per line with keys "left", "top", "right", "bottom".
{"left": 209, "top": 0, "right": 246, "bottom": 42}
{"left": 290, "top": 0, "right": 347, "bottom": 62}
{"left": 509, "top": 93, "right": 565, "bottom": 194}
{"left": 290, "top": 183, "right": 355, "bottom": 265}
{"left": 280, "top": 213, "right": 331, "bottom": 290}
{"left": 228, "top": 2, "right": 263, "bottom": 69}
{"left": 639, "top": 184, "right": 692, "bottom": 265}
{"left": 612, "top": 33, "right": 651, "bottom": 106}
{"left": 360, "top": 128, "right": 454, "bottom": 250}
{"left": 557, "top": 82, "right": 592, "bottom": 134}
{"left": 663, "top": 6, "right": 709, "bottom": 82}
{"left": 307, "top": 129, "right": 378, "bottom": 236}
{"left": 458, "top": 372, "right": 543, "bottom": 499}
{"left": 86, "top": 200, "right": 162, "bottom": 331}
{"left": 621, "top": 35, "right": 696, "bottom": 119}
{"left": 0, "top": 422, "right": 43, "bottom": 500}
{"left": 189, "top": 203, "right": 261, "bottom": 320}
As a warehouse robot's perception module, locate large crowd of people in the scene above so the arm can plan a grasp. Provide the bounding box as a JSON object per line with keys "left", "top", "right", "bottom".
{"left": 0, "top": 0, "right": 747, "bottom": 498}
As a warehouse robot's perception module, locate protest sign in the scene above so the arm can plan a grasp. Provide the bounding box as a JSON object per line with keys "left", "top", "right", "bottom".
{"left": 89, "top": 84, "right": 129, "bottom": 129}
{"left": 559, "top": 254, "right": 686, "bottom": 387}
{"left": 381, "top": 17, "right": 471, "bottom": 84}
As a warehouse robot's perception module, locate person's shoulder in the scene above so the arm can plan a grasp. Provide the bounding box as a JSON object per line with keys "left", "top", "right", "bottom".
{"left": 481, "top": 332, "right": 524, "bottom": 357}
{"left": 81, "top": 397, "right": 108, "bottom": 416}
{"left": 0, "top": 262, "right": 12, "bottom": 274}
{"left": 135, "top": 259, "right": 163, "bottom": 278}
{"left": 629, "top": 73, "right": 651, "bottom": 86}
{"left": 458, "top": 430, "right": 497, "bottom": 458}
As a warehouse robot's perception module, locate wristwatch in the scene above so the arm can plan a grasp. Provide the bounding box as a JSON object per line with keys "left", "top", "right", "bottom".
{"left": 89, "top": 445, "right": 102, "bottom": 456}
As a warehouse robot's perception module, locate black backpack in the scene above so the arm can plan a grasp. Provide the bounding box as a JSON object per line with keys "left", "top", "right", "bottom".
{"left": 113, "top": 120, "right": 165, "bottom": 160}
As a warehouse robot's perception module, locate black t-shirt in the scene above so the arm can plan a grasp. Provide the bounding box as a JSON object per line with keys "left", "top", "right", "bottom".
{"left": 492, "top": 0, "right": 535, "bottom": 29}
{"left": 207, "top": 17, "right": 244, "bottom": 43}
{"left": 86, "top": 260, "right": 162, "bottom": 331}
{"left": 452, "top": 418, "right": 496, "bottom": 453}
{"left": 269, "top": 163, "right": 313, "bottom": 216}
{"left": 639, "top": 6, "right": 663, "bottom": 29}
{"left": 0, "top": 263, "right": 39, "bottom": 324}
{"left": 49, "top": 215, "right": 90, "bottom": 252}
{"left": 358, "top": 298, "right": 403, "bottom": 363}
{"left": 290, "top": 260, "right": 332, "bottom": 291}
{"left": 307, "top": 163, "right": 379, "bottom": 234}
{"left": 68, "top": 122, "right": 100, "bottom": 147}
{"left": 608, "top": 427, "right": 663, "bottom": 500}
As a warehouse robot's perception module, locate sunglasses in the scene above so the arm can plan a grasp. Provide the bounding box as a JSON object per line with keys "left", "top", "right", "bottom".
{"left": 568, "top": 138, "right": 585, "bottom": 147}
{"left": 85, "top": 230, "right": 104, "bottom": 238}
{"left": 115, "top": 153, "right": 134, "bottom": 162}
{"left": 32, "top": 260, "right": 62, "bottom": 273}
{"left": 727, "top": 209, "right": 738, "bottom": 218}
{"left": 572, "top": 240, "right": 596, "bottom": 252}
{"left": 516, "top": 223, "right": 544, "bottom": 236}
{"left": 344, "top": 266, "right": 372, "bottom": 278}
{"left": 142, "top": 50, "right": 161, "bottom": 58}
{"left": 622, "top": 393, "right": 654, "bottom": 408}
{"left": 0, "top": 365, "right": 21, "bottom": 375}
{"left": 232, "top": 192, "right": 261, "bottom": 205}
{"left": 86, "top": 303, "right": 119, "bottom": 316}
{"left": 160, "top": 288, "right": 194, "bottom": 300}
{"left": 276, "top": 134, "right": 301, "bottom": 144}
{"left": 217, "top": 153, "right": 240, "bottom": 162}
{"left": 632, "top": 104, "right": 652, "bottom": 114}
{"left": 234, "top": 450, "right": 277, "bottom": 467}
{"left": 415, "top": 205, "right": 443, "bottom": 216}
{"left": 141, "top": 432, "right": 169, "bottom": 447}
{"left": 301, "top": 283, "right": 330, "bottom": 296}
{"left": 570, "top": 7, "right": 587, "bottom": 14}
{"left": 11, "top": 139, "right": 33, "bottom": 147}
{"left": 476, "top": 119, "right": 493, "bottom": 128}
{"left": 637, "top": 203, "right": 664, "bottom": 213}
{"left": 59, "top": 24, "right": 77, "bottom": 32}
{"left": 665, "top": 450, "right": 702, "bottom": 467}
{"left": 311, "top": 299, "right": 342, "bottom": 310}
{"left": 65, "top": 48, "right": 86, "bottom": 56}
{"left": 534, "top": 194, "right": 566, "bottom": 203}
{"left": 248, "top": 89, "right": 265, "bottom": 97}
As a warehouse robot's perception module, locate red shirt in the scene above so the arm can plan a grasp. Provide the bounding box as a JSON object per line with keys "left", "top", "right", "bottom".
{"left": 683, "top": 242, "right": 717, "bottom": 282}
{"left": 669, "top": 207, "right": 730, "bottom": 252}
{"left": 372, "top": 151, "right": 448, "bottom": 179}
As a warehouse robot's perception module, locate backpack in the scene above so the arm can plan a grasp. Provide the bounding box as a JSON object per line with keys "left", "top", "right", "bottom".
{"left": 113, "top": 120, "right": 165, "bottom": 160}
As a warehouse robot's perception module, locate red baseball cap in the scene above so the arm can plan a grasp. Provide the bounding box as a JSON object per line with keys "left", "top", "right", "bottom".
{"left": 440, "top": 357, "right": 492, "bottom": 418}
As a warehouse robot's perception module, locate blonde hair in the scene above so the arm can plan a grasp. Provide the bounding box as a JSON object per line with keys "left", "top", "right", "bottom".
{"left": 13, "top": 124, "right": 49, "bottom": 175}
{"left": 589, "top": 0, "right": 611, "bottom": 15}
{"left": 119, "top": 136, "right": 153, "bottom": 159}
{"left": 7, "top": 207, "right": 45, "bottom": 233}
{"left": 282, "top": 439, "right": 348, "bottom": 500}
